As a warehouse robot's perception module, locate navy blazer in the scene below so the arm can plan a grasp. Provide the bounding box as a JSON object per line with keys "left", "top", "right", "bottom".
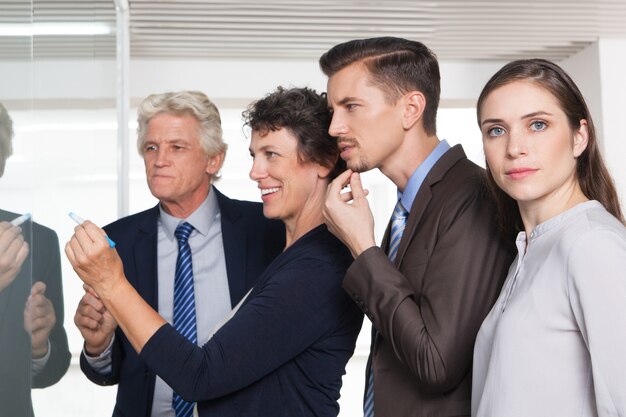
{"left": 140, "top": 225, "right": 363, "bottom": 417}
{"left": 80, "top": 188, "right": 284, "bottom": 417}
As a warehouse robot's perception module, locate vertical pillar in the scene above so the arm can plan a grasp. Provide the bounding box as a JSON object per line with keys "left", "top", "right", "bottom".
{"left": 597, "top": 39, "right": 626, "bottom": 203}
{"left": 562, "top": 39, "right": 626, "bottom": 208}
{"left": 114, "top": 0, "right": 130, "bottom": 217}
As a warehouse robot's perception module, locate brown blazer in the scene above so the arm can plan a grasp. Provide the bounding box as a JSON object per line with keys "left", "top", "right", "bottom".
{"left": 344, "top": 145, "right": 514, "bottom": 417}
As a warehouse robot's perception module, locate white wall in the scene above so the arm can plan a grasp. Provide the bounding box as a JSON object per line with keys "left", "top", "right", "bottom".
{"left": 561, "top": 42, "right": 604, "bottom": 140}
{"left": 1, "top": 57, "right": 505, "bottom": 104}
{"left": 598, "top": 39, "right": 626, "bottom": 202}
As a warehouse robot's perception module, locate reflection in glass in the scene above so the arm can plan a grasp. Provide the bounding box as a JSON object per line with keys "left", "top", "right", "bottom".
{"left": 1, "top": 100, "right": 71, "bottom": 416}
{"left": 1, "top": 1, "right": 36, "bottom": 413}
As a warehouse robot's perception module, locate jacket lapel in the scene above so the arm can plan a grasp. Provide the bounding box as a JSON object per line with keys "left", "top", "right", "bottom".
{"left": 134, "top": 205, "right": 159, "bottom": 310}
{"left": 394, "top": 145, "right": 466, "bottom": 265}
{"left": 380, "top": 221, "right": 392, "bottom": 256}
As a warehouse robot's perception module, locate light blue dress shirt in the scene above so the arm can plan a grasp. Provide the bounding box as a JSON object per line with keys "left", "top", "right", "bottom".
{"left": 398, "top": 139, "right": 450, "bottom": 210}
{"left": 84, "top": 187, "right": 231, "bottom": 417}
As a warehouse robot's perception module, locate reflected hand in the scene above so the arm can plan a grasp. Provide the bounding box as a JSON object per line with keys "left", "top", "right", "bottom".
{"left": 64, "top": 220, "right": 125, "bottom": 295}
{"left": 74, "top": 284, "right": 117, "bottom": 356}
{"left": 324, "top": 169, "right": 375, "bottom": 258}
{"left": 0, "top": 221, "right": 29, "bottom": 292}
{"left": 24, "top": 281, "right": 56, "bottom": 358}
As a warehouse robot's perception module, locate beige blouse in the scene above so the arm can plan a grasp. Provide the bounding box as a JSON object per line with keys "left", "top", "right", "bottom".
{"left": 472, "top": 200, "right": 626, "bottom": 417}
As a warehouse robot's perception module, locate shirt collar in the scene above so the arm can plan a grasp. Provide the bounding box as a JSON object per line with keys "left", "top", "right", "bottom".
{"left": 398, "top": 139, "right": 450, "bottom": 211}
{"left": 158, "top": 186, "right": 219, "bottom": 239}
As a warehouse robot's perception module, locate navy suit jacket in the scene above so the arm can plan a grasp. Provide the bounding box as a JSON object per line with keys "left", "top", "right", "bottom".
{"left": 80, "top": 188, "right": 284, "bottom": 417}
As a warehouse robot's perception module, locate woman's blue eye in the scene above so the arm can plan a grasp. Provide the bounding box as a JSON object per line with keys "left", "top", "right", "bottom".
{"left": 531, "top": 121, "right": 546, "bottom": 131}
{"left": 488, "top": 127, "right": 505, "bottom": 137}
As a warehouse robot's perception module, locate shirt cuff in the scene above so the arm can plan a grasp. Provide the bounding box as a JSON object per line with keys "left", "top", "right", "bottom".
{"left": 31, "top": 339, "right": 51, "bottom": 376}
{"left": 82, "top": 335, "right": 115, "bottom": 375}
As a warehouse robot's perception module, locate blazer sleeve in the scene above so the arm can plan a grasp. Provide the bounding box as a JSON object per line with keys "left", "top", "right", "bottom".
{"left": 139, "top": 256, "right": 355, "bottom": 401}
{"left": 568, "top": 226, "right": 626, "bottom": 414}
{"left": 31, "top": 226, "right": 71, "bottom": 388}
{"left": 79, "top": 334, "right": 124, "bottom": 386}
{"left": 344, "top": 183, "right": 512, "bottom": 393}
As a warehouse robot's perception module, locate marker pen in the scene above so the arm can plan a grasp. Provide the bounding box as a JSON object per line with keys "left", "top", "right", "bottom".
{"left": 9, "top": 213, "right": 31, "bottom": 226}
{"left": 68, "top": 212, "right": 116, "bottom": 248}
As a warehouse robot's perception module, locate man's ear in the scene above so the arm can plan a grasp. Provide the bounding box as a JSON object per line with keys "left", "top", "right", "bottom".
{"left": 573, "top": 119, "right": 589, "bottom": 158}
{"left": 402, "top": 91, "right": 426, "bottom": 130}
{"left": 206, "top": 152, "right": 225, "bottom": 176}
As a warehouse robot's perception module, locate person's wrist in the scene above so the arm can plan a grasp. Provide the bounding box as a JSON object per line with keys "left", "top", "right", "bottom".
{"left": 85, "top": 339, "right": 110, "bottom": 357}
{"left": 350, "top": 237, "right": 376, "bottom": 258}
{"left": 93, "top": 270, "right": 127, "bottom": 302}
{"left": 31, "top": 340, "right": 49, "bottom": 359}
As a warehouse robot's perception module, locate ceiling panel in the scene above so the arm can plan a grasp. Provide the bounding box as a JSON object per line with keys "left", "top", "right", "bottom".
{"left": 1, "top": 0, "right": 625, "bottom": 61}
{"left": 127, "top": 0, "right": 626, "bottom": 61}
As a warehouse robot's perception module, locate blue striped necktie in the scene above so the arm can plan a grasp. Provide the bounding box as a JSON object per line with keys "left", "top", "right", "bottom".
{"left": 364, "top": 200, "right": 409, "bottom": 417}
{"left": 388, "top": 200, "right": 409, "bottom": 263}
{"left": 172, "top": 222, "right": 197, "bottom": 417}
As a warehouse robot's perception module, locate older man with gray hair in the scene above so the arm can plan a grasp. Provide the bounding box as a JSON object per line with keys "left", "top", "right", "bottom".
{"left": 75, "top": 91, "right": 284, "bottom": 417}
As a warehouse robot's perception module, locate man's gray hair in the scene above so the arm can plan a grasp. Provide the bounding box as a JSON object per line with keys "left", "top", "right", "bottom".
{"left": 136, "top": 91, "right": 227, "bottom": 157}
{"left": 0, "top": 103, "right": 14, "bottom": 178}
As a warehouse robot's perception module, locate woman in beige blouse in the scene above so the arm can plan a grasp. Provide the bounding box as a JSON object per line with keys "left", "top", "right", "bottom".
{"left": 472, "top": 59, "right": 626, "bottom": 417}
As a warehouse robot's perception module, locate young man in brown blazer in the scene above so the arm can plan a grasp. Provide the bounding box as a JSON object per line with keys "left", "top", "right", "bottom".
{"left": 321, "top": 37, "right": 514, "bottom": 417}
